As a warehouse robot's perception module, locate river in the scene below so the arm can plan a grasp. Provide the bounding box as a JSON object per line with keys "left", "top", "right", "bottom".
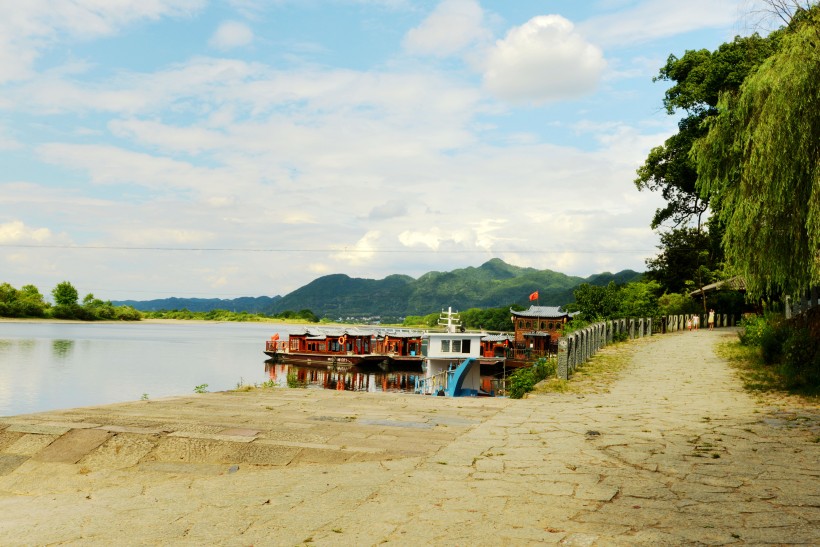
{"left": 0, "top": 320, "right": 420, "bottom": 417}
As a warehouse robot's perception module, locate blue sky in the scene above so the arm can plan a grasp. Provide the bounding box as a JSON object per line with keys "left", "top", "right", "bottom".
{"left": 0, "top": 0, "right": 766, "bottom": 300}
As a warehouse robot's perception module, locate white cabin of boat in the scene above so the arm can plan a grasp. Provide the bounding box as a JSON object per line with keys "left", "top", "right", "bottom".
{"left": 418, "top": 307, "right": 485, "bottom": 396}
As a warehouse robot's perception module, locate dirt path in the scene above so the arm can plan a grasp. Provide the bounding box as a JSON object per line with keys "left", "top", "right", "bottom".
{"left": 1, "top": 330, "right": 817, "bottom": 545}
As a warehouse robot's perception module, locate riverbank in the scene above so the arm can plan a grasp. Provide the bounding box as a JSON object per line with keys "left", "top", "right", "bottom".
{"left": 0, "top": 316, "right": 381, "bottom": 327}
{"left": 1, "top": 329, "right": 817, "bottom": 545}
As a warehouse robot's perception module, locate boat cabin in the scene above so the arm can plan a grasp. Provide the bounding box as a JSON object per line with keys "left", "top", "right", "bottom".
{"left": 417, "top": 308, "right": 486, "bottom": 396}
{"left": 283, "top": 327, "right": 375, "bottom": 356}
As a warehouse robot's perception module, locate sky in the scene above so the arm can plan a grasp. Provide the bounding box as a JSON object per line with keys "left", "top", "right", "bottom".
{"left": 0, "top": 0, "right": 770, "bottom": 301}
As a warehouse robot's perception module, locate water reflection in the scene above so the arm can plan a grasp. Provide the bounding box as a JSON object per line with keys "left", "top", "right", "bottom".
{"left": 52, "top": 339, "right": 75, "bottom": 358}
{"left": 265, "top": 361, "right": 420, "bottom": 393}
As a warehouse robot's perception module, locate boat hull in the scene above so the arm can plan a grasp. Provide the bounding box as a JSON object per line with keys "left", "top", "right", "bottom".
{"left": 264, "top": 351, "right": 386, "bottom": 367}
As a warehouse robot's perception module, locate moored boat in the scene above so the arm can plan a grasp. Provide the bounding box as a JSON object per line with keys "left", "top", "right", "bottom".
{"left": 415, "top": 308, "right": 508, "bottom": 397}
{"left": 264, "top": 326, "right": 425, "bottom": 370}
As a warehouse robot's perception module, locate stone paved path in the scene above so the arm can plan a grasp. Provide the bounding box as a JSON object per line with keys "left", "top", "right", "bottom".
{"left": 0, "top": 329, "right": 818, "bottom": 545}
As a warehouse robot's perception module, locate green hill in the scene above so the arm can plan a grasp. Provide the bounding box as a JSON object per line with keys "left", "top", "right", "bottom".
{"left": 116, "top": 259, "right": 643, "bottom": 319}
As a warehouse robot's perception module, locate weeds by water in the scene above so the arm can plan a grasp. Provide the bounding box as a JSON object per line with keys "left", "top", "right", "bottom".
{"left": 230, "top": 378, "right": 278, "bottom": 392}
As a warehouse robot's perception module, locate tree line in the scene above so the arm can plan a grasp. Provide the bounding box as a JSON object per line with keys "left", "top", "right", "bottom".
{"left": 0, "top": 281, "right": 141, "bottom": 321}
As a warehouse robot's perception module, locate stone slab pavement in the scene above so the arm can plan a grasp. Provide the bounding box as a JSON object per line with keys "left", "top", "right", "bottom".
{"left": 0, "top": 329, "right": 817, "bottom": 545}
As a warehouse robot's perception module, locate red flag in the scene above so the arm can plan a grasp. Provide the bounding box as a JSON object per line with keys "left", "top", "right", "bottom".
{"left": 529, "top": 291, "right": 539, "bottom": 301}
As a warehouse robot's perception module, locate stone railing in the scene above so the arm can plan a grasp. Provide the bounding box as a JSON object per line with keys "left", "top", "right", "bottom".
{"left": 557, "top": 317, "right": 652, "bottom": 380}
{"left": 556, "top": 312, "right": 737, "bottom": 380}
{"left": 785, "top": 287, "right": 820, "bottom": 319}
{"left": 662, "top": 313, "right": 737, "bottom": 332}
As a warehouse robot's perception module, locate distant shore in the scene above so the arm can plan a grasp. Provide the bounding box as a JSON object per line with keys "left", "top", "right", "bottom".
{"left": 0, "top": 316, "right": 386, "bottom": 328}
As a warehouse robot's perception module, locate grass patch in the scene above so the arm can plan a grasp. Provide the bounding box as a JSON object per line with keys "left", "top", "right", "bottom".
{"left": 531, "top": 339, "right": 641, "bottom": 396}
{"left": 716, "top": 340, "right": 820, "bottom": 399}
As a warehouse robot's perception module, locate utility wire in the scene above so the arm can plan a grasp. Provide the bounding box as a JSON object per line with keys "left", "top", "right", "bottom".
{"left": 0, "top": 243, "right": 656, "bottom": 254}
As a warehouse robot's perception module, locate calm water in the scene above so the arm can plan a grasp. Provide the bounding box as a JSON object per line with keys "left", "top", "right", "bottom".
{"left": 0, "top": 321, "right": 421, "bottom": 417}
{"left": 0, "top": 321, "right": 287, "bottom": 417}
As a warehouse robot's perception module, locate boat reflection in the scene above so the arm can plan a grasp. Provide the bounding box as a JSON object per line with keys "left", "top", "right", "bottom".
{"left": 264, "top": 360, "right": 420, "bottom": 393}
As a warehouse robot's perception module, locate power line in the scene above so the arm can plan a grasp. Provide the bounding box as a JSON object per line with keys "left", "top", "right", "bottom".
{"left": 0, "top": 243, "right": 657, "bottom": 254}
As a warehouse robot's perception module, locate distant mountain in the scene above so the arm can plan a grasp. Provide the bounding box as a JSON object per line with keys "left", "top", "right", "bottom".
{"left": 114, "top": 259, "right": 643, "bottom": 318}
{"left": 113, "top": 296, "right": 281, "bottom": 313}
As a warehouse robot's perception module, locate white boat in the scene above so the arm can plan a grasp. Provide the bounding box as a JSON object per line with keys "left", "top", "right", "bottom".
{"left": 415, "top": 307, "right": 498, "bottom": 396}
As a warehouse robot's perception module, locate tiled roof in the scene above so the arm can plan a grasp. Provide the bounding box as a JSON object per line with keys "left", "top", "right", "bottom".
{"left": 510, "top": 305, "right": 575, "bottom": 318}
{"left": 688, "top": 276, "right": 747, "bottom": 297}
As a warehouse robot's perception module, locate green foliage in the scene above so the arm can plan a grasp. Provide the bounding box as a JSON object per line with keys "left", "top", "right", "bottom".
{"left": 657, "top": 292, "right": 700, "bottom": 316}
{"left": 459, "top": 306, "right": 514, "bottom": 331}
{"left": 0, "top": 281, "right": 140, "bottom": 321}
{"left": 692, "top": 7, "right": 820, "bottom": 297}
{"left": 636, "top": 34, "right": 779, "bottom": 229}
{"left": 737, "top": 309, "right": 820, "bottom": 389}
{"left": 566, "top": 282, "right": 622, "bottom": 322}
{"left": 52, "top": 281, "right": 79, "bottom": 307}
{"left": 193, "top": 383, "right": 209, "bottom": 393}
{"left": 618, "top": 281, "right": 661, "bottom": 318}
{"left": 143, "top": 308, "right": 274, "bottom": 322}
{"left": 566, "top": 280, "right": 661, "bottom": 322}
{"left": 0, "top": 282, "right": 49, "bottom": 317}
{"left": 287, "top": 372, "right": 307, "bottom": 388}
{"left": 738, "top": 315, "right": 772, "bottom": 346}
{"left": 508, "top": 357, "right": 557, "bottom": 399}
{"left": 645, "top": 227, "right": 723, "bottom": 295}
{"left": 780, "top": 327, "right": 820, "bottom": 388}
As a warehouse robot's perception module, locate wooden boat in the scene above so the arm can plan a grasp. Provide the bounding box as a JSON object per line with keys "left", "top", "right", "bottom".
{"left": 264, "top": 326, "right": 425, "bottom": 370}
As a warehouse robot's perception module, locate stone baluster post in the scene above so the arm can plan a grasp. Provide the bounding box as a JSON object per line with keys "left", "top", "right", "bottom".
{"left": 557, "top": 338, "right": 569, "bottom": 380}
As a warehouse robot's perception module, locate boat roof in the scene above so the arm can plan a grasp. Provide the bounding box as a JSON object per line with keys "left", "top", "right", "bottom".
{"left": 481, "top": 334, "right": 513, "bottom": 342}
{"left": 285, "top": 326, "right": 424, "bottom": 338}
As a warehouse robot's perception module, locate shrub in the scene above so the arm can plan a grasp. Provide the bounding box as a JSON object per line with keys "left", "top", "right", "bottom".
{"left": 508, "top": 357, "right": 557, "bottom": 399}
{"left": 738, "top": 315, "right": 769, "bottom": 346}
{"left": 780, "top": 327, "right": 820, "bottom": 388}
{"left": 612, "top": 330, "right": 629, "bottom": 343}
{"left": 287, "top": 372, "right": 307, "bottom": 388}
{"left": 759, "top": 322, "right": 790, "bottom": 365}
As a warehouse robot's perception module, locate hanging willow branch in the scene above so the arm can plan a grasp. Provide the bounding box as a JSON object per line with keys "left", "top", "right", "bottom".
{"left": 693, "top": 5, "right": 820, "bottom": 297}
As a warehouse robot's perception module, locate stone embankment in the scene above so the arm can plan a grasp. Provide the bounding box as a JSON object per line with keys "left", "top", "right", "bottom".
{"left": 1, "top": 330, "right": 818, "bottom": 545}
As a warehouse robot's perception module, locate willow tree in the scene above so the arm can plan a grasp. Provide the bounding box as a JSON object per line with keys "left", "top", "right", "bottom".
{"left": 692, "top": 6, "right": 820, "bottom": 297}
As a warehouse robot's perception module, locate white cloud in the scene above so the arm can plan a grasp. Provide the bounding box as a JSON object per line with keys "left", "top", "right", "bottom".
{"left": 0, "top": 0, "right": 204, "bottom": 84}
{"left": 0, "top": 220, "right": 53, "bottom": 243}
{"left": 209, "top": 20, "right": 254, "bottom": 50}
{"left": 482, "top": 15, "right": 606, "bottom": 104}
{"left": 37, "top": 143, "right": 208, "bottom": 189}
{"left": 578, "top": 0, "right": 742, "bottom": 47}
{"left": 333, "top": 231, "right": 382, "bottom": 265}
{"left": 403, "top": 0, "right": 490, "bottom": 57}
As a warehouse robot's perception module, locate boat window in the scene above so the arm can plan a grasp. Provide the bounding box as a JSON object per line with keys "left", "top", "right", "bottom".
{"left": 518, "top": 320, "right": 523, "bottom": 329}
{"left": 452, "top": 340, "right": 462, "bottom": 352}
{"left": 441, "top": 340, "right": 450, "bottom": 352}
{"left": 540, "top": 321, "right": 546, "bottom": 329}
{"left": 462, "top": 339, "right": 471, "bottom": 353}
{"left": 526, "top": 321, "right": 531, "bottom": 329}
{"left": 290, "top": 340, "right": 299, "bottom": 350}
{"left": 319, "top": 343, "right": 326, "bottom": 352}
